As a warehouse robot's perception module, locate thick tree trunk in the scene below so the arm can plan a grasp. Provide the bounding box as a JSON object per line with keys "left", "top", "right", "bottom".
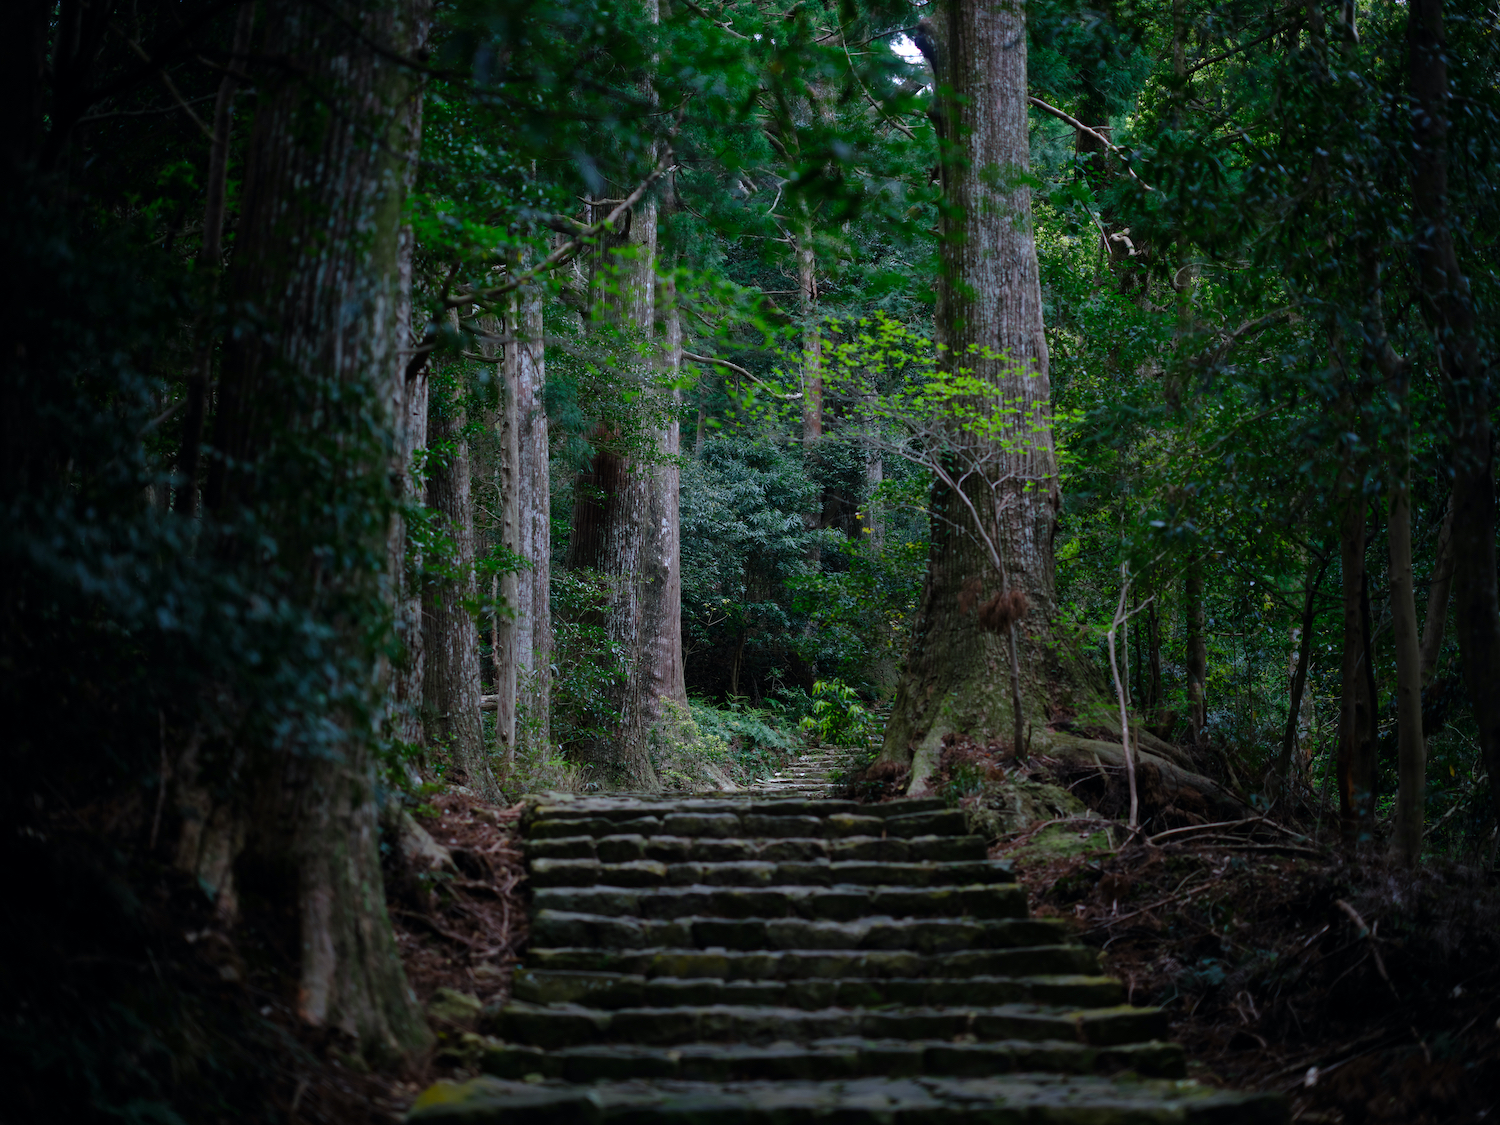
{"left": 513, "top": 275, "right": 552, "bottom": 749}
{"left": 1408, "top": 0, "right": 1500, "bottom": 832}
{"left": 192, "top": 0, "right": 430, "bottom": 1056}
{"left": 567, "top": 170, "right": 685, "bottom": 787}
{"left": 1336, "top": 489, "right": 1378, "bottom": 843}
{"left": 175, "top": 1, "right": 254, "bottom": 520}
{"left": 1418, "top": 499, "right": 1454, "bottom": 686}
{"left": 423, "top": 343, "right": 501, "bottom": 798}
{"left": 891, "top": 3, "right": 1067, "bottom": 793}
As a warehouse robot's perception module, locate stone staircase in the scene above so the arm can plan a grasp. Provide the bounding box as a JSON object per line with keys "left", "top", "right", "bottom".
{"left": 409, "top": 795, "right": 1284, "bottom": 1123}
{"left": 750, "top": 746, "right": 849, "bottom": 797}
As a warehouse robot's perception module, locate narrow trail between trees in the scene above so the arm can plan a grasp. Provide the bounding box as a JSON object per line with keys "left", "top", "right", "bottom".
{"left": 407, "top": 782, "right": 1287, "bottom": 1122}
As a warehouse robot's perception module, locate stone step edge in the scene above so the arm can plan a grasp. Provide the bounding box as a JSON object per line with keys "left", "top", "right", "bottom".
{"left": 522, "top": 864, "right": 1014, "bottom": 888}
{"left": 527, "top": 812, "right": 970, "bottom": 842}
{"left": 526, "top": 944, "right": 1102, "bottom": 978}
{"left": 526, "top": 847, "right": 1001, "bottom": 876}
{"left": 512, "top": 970, "right": 1124, "bottom": 1009}
{"left": 526, "top": 798, "right": 947, "bottom": 822}
{"left": 471, "top": 1035, "right": 1186, "bottom": 1081}
{"left": 530, "top": 883, "right": 1027, "bottom": 921}
{"left": 408, "top": 1075, "right": 1287, "bottom": 1125}
{"left": 490, "top": 999, "right": 1168, "bottom": 1049}
{"left": 531, "top": 910, "right": 1069, "bottom": 952}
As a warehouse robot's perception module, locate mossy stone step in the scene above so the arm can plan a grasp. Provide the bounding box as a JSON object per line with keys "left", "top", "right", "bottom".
{"left": 409, "top": 1074, "right": 1284, "bottom": 1124}
{"left": 527, "top": 808, "right": 967, "bottom": 842}
{"left": 488, "top": 1000, "right": 1168, "bottom": 1049}
{"left": 530, "top": 910, "right": 1069, "bottom": 952}
{"left": 513, "top": 969, "right": 1124, "bottom": 1009}
{"left": 531, "top": 882, "right": 1027, "bottom": 921}
{"left": 526, "top": 944, "right": 1104, "bottom": 979}
{"left": 527, "top": 836, "right": 999, "bottom": 867}
{"left": 476, "top": 1035, "right": 1185, "bottom": 1082}
{"left": 525, "top": 864, "right": 1008, "bottom": 888}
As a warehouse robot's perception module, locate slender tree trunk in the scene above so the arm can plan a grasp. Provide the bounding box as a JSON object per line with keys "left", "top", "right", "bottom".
{"left": 800, "top": 237, "right": 823, "bottom": 446}
{"left": 1185, "top": 558, "right": 1208, "bottom": 743}
{"left": 175, "top": 1, "right": 254, "bottom": 519}
{"left": 192, "top": 0, "right": 431, "bottom": 1056}
{"left": 390, "top": 220, "right": 429, "bottom": 752}
{"left": 514, "top": 273, "right": 552, "bottom": 749}
{"left": 493, "top": 311, "right": 522, "bottom": 771}
{"left": 1408, "top": 0, "right": 1500, "bottom": 830}
{"left": 1388, "top": 436, "right": 1425, "bottom": 863}
{"left": 863, "top": 440, "right": 884, "bottom": 548}
{"left": 423, "top": 337, "right": 501, "bottom": 798}
{"left": 1276, "top": 552, "right": 1329, "bottom": 787}
{"left": 1419, "top": 499, "right": 1454, "bottom": 687}
{"left": 1147, "top": 598, "right": 1163, "bottom": 717}
{"left": 891, "top": 4, "right": 1064, "bottom": 792}
{"left": 1336, "top": 489, "right": 1378, "bottom": 843}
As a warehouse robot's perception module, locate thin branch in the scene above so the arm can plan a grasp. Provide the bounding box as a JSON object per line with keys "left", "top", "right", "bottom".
{"left": 678, "top": 0, "right": 752, "bottom": 40}
{"left": 445, "top": 149, "right": 676, "bottom": 310}
{"left": 1185, "top": 22, "right": 1294, "bottom": 76}
{"left": 110, "top": 23, "right": 215, "bottom": 140}
{"left": 1026, "top": 96, "right": 1155, "bottom": 192}
{"left": 683, "top": 350, "right": 801, "bottom": 399}
{"left": 841, "top": 26, "right": 918, "bottom": 141}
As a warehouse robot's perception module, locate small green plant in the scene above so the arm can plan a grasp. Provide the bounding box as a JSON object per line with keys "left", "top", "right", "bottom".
{"left": 690, "top": 697, "right": 800, "bottom": 783}
{"left": 800, "top": 679, "right": 877, "bottom": 749}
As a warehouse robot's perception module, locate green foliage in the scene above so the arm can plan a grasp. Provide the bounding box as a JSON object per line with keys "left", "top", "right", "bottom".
{"left": 688, "top": 698, "right": 802, "bottom": 782}
{"left": 800, "top": 679, "right": 878, "bottom": 749}
{"left": 549, "top": 570, "right": 629, "bottom": 759}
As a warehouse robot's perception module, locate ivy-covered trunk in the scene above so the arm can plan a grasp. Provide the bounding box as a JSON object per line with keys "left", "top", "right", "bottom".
{"left": 568, "top": 178, "right": 685, "bottom": 788}
{"left": 193, "top": 0, "right": 431, "bottom": 1057}
{"left": 888, "top": 0, "right": 1068, "bottom": 792}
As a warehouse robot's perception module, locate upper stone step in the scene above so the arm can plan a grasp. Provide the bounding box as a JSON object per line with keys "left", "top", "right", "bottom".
{"left": 409, "top": 1074, "right": 1285, "bottom": 1124}
{"left": 512, "top": 968, "right": 1124, "bottom": 1009}
{"left": 530, "top": 882, "right": 1027, "bottom": 921}
{"left": 490, "top": 999, "right": 1170, "bottom": 1049}
{"left": 531, "top": 864, "right": 1020, "bottom": 888}
{"left": 526, "top": 944, "right": 1104, "bottom": 979}
{"left": 477, "top": 1034, "right": 1186, "bottom": 1083}
{"left": 529, "top": 911, "right": 1068, "bottom": 953}
{"left": 527, "top": 806, "right": 967, "bottom": 842}
{"left": 526, "top": 835, "right": 995, "bottom": 869}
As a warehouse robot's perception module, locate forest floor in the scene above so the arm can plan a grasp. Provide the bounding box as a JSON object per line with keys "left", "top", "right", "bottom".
{"left": 968, "top": 743, "right": 1500, "bottom": 1125}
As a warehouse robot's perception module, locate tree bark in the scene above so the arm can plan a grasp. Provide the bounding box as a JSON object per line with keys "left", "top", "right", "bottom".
{"left": 493, "top": 311, "right": 522, "bottom": 770}
{"left": 1276, "top": 552, "right": 1329, "bottom": 788}
{"left": 390, "top": 219, "right": 429, "bottom": 753}
{"left": 175, "top": 1, "right": 254, "bottom": 520}
{"left": 567, "top": 154, "right": 685, "bottom": 787}
{"left": 1336, "top": 489, "right": 1378, "bottom": 843}
{"left": 423, "top": 334, "right": 501, "bottom": 798}
{"left": 1185, "top": 557, "right": 1208, "bottom": 743}
{"left": 194, "top": 0, "right": 431, "bottom": 1056}
{"left": 1408, "top": 0, "right": 1500, "bottom": 831}
{"left": 890, "top": 3, "right": 1066, "bottom": 793}
{"left": 1388, "top": 436, "right": 1425, "bottom": 864}
{"left": 513, "top": 272, "right": 552, "bottom": 750}
{"left": 1418, "top": 499, "right": 1454, "bottom": 687}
